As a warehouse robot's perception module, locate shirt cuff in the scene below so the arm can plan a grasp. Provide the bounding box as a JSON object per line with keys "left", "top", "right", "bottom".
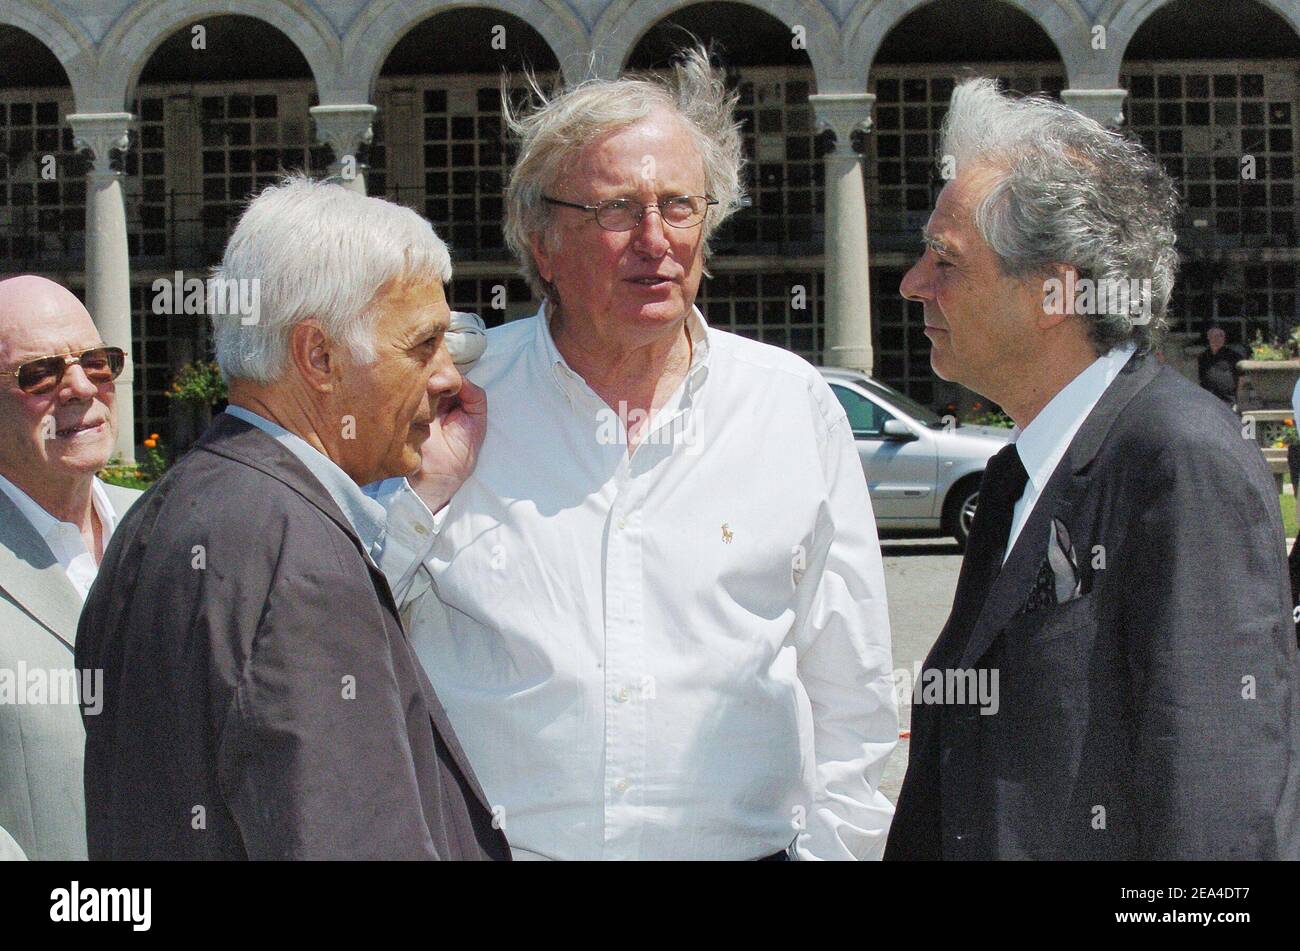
{"left": 363, "top": 477, "right": 441, "bottom": 603}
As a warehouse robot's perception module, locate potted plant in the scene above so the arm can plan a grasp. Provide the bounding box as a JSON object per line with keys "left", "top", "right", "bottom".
{"left": 167, "top": 360, "right": 228, "bottom": 431}
{"left": 1238, "top": 329, "right": 1300, "bottom": 410}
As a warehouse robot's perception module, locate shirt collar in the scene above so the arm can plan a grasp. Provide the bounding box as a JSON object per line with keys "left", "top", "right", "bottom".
{"left": 224, "top": 404, "right": 388, "bottom": 554}
{"left": 0, "top": 471, "right": 117, "bottom": 542}
{"left": 534, "top": 298, "right": 713, "bottom": 406}
{"left": 1011, "top": 342, "right": 1137, "bottom": 492}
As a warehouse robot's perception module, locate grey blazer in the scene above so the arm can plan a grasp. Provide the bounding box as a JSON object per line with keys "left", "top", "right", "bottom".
{"left": 76, "top": 414, "right": 510, "bottom": 860}
{"left": 0, "top": 480, "right": 141, "bottom": 861}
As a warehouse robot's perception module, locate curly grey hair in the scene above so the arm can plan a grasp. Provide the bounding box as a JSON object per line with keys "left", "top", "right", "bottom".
{"left": 502, "top": 44, "right": 746, "bottom": 305}
{"left": 940, "top": 78, "right": 1182, "bottom": 355}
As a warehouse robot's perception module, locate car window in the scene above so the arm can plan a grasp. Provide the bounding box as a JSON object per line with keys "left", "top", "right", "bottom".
{"left": 855, "top": 376, "right": 944, "bottom": 425}
{"left": 831, "top": 384, "right": 892, "bottom": 436}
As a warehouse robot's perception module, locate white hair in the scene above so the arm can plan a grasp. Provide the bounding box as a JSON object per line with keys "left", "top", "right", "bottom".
{"left": 211, "top": 176, "right": 453, "bottom": 383}
{"left": 502, "top": 44, "right": 746, "bottom": 303}
{"left": 940, "top": 78, "right": 1181, "bottom": 355}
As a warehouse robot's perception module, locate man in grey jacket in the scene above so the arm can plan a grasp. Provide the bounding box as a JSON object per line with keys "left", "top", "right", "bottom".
{"left": 0, "top": 275, "right": 140, "bottom": 860}
{"left": 76, "top": 177, "right": 508, "bottom": 860}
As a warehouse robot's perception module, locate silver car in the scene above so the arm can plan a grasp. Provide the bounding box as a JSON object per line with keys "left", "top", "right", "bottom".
{"left": 820, "top": 368, "right": 1013, "bottom": 549}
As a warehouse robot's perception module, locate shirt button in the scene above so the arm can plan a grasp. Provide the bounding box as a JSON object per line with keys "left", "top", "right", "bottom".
{"left": 413, "top": 523, "right": 428, "bottom": 535}
{"left": 614, "top": 779, "right": 629, "bottom": 793}
{"left": 616, "top": 687, "right": 630, "bottom": 702}
{"left": 616, "top": 517, "right": 627, "bottom": 531}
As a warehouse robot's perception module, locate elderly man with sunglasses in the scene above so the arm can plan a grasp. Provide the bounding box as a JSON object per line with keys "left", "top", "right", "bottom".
{"left": 0, "top": 274, "right": 139, "bottom": 860}
{"left": 398, "top": 48, "right": 897, "bottom": 860}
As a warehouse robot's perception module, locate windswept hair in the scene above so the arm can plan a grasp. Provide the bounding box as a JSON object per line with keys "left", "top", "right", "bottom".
{"left": 502, "top": 43, "right": 746, "bottom": 303}
{"left": 940, "top": 78, "right": 1181, "bottom": 355}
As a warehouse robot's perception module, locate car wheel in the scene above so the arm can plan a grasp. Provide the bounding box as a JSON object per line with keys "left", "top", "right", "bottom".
{"left": 952, "top": 485, "right": 979, "bottom": 551}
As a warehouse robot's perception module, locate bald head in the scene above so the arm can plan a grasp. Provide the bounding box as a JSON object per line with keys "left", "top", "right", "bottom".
{"left": 0, "top": 274, "right": 118, "bottom": 501}
{"left": 0, "top": 275, "right": 96, "bottom": 365}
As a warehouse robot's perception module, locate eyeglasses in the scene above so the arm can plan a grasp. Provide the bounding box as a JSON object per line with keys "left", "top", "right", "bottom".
{"left": 0, "top": 346, "right": 126, "bottom": 395}
{"left": 542, "top": 195, "right": 719, "bottom": 232}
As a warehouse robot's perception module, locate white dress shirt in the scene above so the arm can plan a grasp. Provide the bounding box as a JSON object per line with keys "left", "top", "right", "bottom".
{"left": 0, "top": 473, "right": 118, "bottom": 602}
{"left": 403, "top": 301, "right": 898, "bottom": 860}
{"left": 1004, "top": 343, "right": 1137, "bottom": 562}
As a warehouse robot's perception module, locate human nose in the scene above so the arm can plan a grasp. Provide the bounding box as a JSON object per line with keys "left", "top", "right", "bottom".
{"left": 427, "top": 342, "right": 463, "bottom": 400}
{"left": 631, "top": 204, "right": 670, "bottom": 255}
{"left": 900, "top": 252, "right": 934, "bottom": 303}
{"left": 60, "top": 360, "right": 102, "bottom": 401}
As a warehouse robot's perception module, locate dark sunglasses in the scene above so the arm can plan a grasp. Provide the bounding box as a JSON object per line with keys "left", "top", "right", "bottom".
{"left": 0, "top": 346, "right": 126, "bottom": 395}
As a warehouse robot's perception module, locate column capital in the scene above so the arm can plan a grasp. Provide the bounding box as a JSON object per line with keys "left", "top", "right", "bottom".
{"left": 310, "top": 103, "right": 378, "bottom": 157}
{"left": 1061, "top": 88, "right": 1127, "bottom": 129}
{"left": 311, "top": 104, "right": 378, "bottom": 191}
{"left": 67, "top": 112, "right": 134, "bottom": 174}
{"left": 808, "top": 93, "right": 876, "bottom": 154}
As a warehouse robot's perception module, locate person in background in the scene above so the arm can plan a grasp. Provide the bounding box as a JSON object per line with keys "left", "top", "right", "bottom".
{"left": 0, "top": 275, "right": 141, "bottom": 860}
{"left": 1198, "top": 325, "right": 1241, "bottom": 407}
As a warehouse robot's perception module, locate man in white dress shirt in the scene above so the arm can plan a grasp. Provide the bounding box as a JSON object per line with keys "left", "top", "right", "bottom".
{"left": 0, "top": 275, "right": 141, "bottom": 859}
{"left": 400, "top": 47, "right": 898, "bottom": 860}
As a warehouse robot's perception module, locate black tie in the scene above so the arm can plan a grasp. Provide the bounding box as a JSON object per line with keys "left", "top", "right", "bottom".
{"left": 939, "top": 443, "right": 1029, "bottom": 662}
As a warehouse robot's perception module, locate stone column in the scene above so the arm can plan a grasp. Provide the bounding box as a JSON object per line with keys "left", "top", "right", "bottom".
{"left": 68, "top": 112, "right": 135, "bottom": 464}
{"left": 310, "top": 104, "right": 378, "bottom": 195}
{"left": 384, "top": 89, "right": 421, "bottom": 207}
{"left": 809, "top": 92, "right": 876, "bottom": 374}
{"left": 1061, "top": 88, "right": 1127, "bottom": 128}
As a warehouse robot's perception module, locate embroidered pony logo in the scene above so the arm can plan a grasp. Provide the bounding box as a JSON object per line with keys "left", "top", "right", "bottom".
{"left": 721, "top": 523, "right": 734, "bottom": 544}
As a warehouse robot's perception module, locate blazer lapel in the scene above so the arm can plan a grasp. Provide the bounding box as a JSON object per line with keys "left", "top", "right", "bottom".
{"left": 957, "top": 352, "right": 1161, "bottom": 668}
{"left": 958, "top": 471, "right": 1086, "bottom": 667}
{"left": 0, "top": 491, "right": 83, "bottom": 652}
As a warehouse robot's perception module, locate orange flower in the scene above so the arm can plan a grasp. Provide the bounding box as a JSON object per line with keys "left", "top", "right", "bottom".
{"left": 1286, "top": 418, "right": 1295, "bottom": 427}
{"left": 149, "top": 432, "right": 159, "bottom": 440}
{"left": 143, "top": 438, "right": 157, "bottom": 449}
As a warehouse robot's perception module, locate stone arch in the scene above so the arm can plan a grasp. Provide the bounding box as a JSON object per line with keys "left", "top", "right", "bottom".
{"left": 0, "top": 3, "right": 98, "bottom": 106}
{"left": 593, "top": 0, "right": 846, "bottom": 90}
{"left": 344, "top": 0, "right": 588, "bottom": 99}
{"left": 95, "top": 0, "right": 338, "bottom": 113}
{"left": 845, "top": 0, "right": 1090, "bottom": 89}
{"left": 1107, "top": 0, "right": 1300, "bottom": 66}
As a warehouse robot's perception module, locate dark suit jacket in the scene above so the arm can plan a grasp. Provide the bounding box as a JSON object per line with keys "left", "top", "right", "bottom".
{"left": 76, "top": 414, "right": 510, "bottom": 860}
{"left": 886, "top": 352, "right": 1300, "bottom": 860}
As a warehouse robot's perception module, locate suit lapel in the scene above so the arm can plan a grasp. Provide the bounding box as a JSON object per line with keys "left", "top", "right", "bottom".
{"left": 0, "top": 491, "right": 83, "bottom": 652}
{"left": 958, "top": 471, "right": 1087, "bottom": 667}
{"left": 957, "top": 352, "right": 1161, "bottom": 668}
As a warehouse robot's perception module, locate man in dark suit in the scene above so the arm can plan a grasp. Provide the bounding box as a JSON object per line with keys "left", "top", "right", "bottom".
{"left": 76, "top": 177, "right": 508, "bottom": 860}
{"left": 885, "top": 79, "right": 1300, "bottom": 860}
